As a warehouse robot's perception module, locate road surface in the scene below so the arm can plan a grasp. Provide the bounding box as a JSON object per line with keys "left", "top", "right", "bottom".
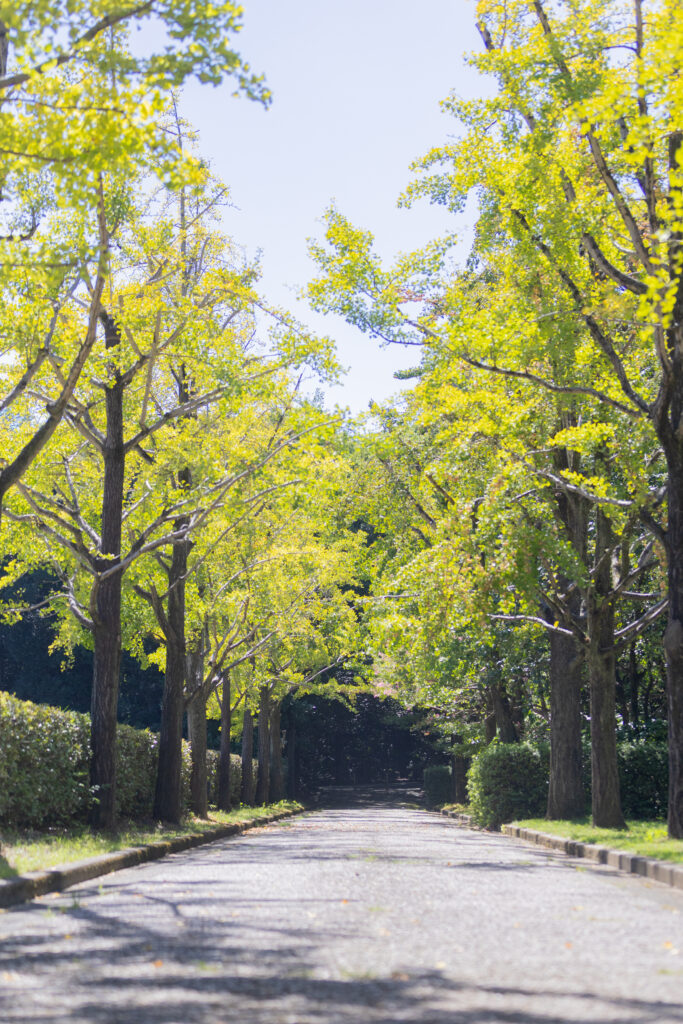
{"left": 1, "top": 804, "right": 682, "bottom": 1022}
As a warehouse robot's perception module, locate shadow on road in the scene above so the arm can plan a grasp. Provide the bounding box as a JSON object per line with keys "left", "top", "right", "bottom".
{"left": 315, "top": 782, "right": 425, "bottom": 808}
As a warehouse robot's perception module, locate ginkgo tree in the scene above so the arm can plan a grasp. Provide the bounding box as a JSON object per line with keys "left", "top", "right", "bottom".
{"left": 308, "top": 0, "right": 683, "bottom": 835}
{"left": 0, "top": 0, "right": 268, "bottom": 514}
{"left": 1, "top": 159, "right": 339, "bottom": 828}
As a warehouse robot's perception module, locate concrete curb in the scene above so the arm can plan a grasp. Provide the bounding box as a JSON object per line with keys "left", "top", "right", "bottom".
{"left": 500, "top": 823, "right": 683, "bottom": 891}
{"left": 439, "top": 810, "right": 478, "bottom": 828}
{"left": 439, "top": 810, "right": 683, "bottom": 891}
{"left": 0, "top": 808, "right": 301, "bottom": 909}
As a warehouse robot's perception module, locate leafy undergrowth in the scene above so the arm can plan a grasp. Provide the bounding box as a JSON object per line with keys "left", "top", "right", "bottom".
{"left": 0, "top": 801, "right": 303, "bottom": 878}
{"left": 514, "top": 818, "right": 683, "bottom": 863}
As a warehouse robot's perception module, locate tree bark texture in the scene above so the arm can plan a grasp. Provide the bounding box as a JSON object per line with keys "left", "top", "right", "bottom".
{"left": 153, "top": 536, "right": 188, "bottom": 823}
{"left": 255, "top": 685, "right": 271, "bottom": 805}
{"left": 286, "top": 715, "right": 297, "bottom": 799}
{"left": 269, "top": 701, "right": 284, "bottom": 802}
{"left": 587, "top": 508, "right": 625, "bottom": 829}
{"left": 89, "top": 376, "right": 125, "bottom": 831}
{"left": 187, "top": 693, "right": 208, "bottom": 818}
{"left": 664, "top": 451, "right": 683, "bottom": 837}
{"left": 547, "top": 629, "right": 585, "bottom": 818}
{"left": 216, "top": 673, "right": 232, "bottom": 811}
{"left": 450, "top": 735, "right": 468, "bottom": 804}
{"left": 547, "top": 454, "right": 588, "bottom": 820}
{"left": 489, "top": 683, "right": 518, "bottom": 743}
{"left": 241, "top": 707, "right": 254, "bottom": 804}
{"left": 186, "top": 636, "right": 208, "bottom": 818}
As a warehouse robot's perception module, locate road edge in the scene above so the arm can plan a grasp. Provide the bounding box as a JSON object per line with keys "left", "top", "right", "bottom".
{"left": 0, "top": 807, "right": 303, "bottom": 909}
{"left": 438, "top": 809, "right": 683, "bottom": 891}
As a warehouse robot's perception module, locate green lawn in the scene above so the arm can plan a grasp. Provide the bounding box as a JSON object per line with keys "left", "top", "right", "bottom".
{"left": 513, "top": 818, "right": 683, "bottom": 863}
{"left": 0, "top": 801, "right": 303, "bottom": 879}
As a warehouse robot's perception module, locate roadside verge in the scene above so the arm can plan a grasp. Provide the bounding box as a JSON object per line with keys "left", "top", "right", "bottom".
{"left": 439, "top": 809, "right": 683, "bottom": 891}
{"left": 0, "top": 807, "right": 302, "bottom": 909}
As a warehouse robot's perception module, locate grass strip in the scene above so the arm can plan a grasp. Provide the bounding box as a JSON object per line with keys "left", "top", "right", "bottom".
{"left": 513, "top": 818, "right": 683, "bottom": 863}
{"left": 0, "top": 800, "right": 303, "bottom": 879}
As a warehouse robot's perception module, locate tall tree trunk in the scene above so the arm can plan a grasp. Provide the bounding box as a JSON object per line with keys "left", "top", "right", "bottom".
{"left": 547, "top": 629, "right": 585, "bottom": 819}
{"left": 587, "top": 508, "right": 625, "bottom": 828}
{"left": 186, "top": 637, "right": 208, "bottom": 818}
{"left": 90, "top": 371, "right": 125, "bottom": 831}
{"left": 664, "top": 455, "right": 683, "bottom": 837}
{"left": 489, "top": 682, "right": 518, "bottom": 742}
{"left": 269, "top": 700, "right": 284, "bottom": 802}
{"left": 287, "top": 714, "right": 297, "bottom": 799}
{"left": 241, "top": 707, "right": 254, "bottom": 804}
{"left": 484, "top": 696, "right": 496, "bottom": 744}
{"left": 629, "top": 643, "right": 640, "bottom": 729}
{"left": 153, "top": 535, "right": 188, "bottom": 822}
{"left": 451, "top": 734, "right": 468, "bottom": 804}
{"left": 661, "top": 131, "right": 683, "bottom": 839}
{"left": 187, "top": 694, "right": 208, "bottom": 818}
{"left": 255, "top": 685, "right": 271, "bottom": 805}
{"left": 547, "top": 447, "right": 588, "bottom": 820}
{"left": 216, "top": 673, "right": 232, "bottom": 811}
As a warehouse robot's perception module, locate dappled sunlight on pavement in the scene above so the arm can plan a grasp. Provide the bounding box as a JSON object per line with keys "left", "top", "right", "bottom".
{"left": 0, "top": 807, "right": 682, "bottom": 1022}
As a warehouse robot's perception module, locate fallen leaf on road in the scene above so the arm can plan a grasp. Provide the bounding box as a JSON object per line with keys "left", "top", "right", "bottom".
{"left": 565, "top": 942, "right": 573, "bottom": 950}
{"left": 153, "top": 960, "right": 163, "bottom": 968}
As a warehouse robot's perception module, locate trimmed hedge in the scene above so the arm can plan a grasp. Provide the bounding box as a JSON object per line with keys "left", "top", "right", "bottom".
{"left": 618, "top": 741, "right": 668, "bottom": 819}
{"left": 206, "top": 749, "right": 244, "bottom": 808}
{"left": 423, "top": 765, "right": 452, "bottom": 808}
{"left": 465, "top": 737, "right": 669, "bottom": 829}
{"left": 0, "top": 692, "right": 245, "bottom": 828}
{"left": 0, "top": 692, "right": 91, "bottom": 828}
{"left": 467, "top": 742, "right": 547, "bottom": 830}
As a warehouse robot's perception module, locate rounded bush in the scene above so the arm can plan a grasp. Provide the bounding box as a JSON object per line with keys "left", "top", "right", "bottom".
{"left": 423, "top": 764, "right": 452, "bottom": 808}
{"left": 468, "top": 741, "right": 547, "bottom": 829}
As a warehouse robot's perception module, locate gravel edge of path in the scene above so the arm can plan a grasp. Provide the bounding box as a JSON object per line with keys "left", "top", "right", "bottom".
{"left": 0, "top": 807, "right": 303, "bottom": 909}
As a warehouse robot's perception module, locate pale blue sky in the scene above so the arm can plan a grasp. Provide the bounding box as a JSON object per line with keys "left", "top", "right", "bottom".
{"left": 179, "top": 0, "right": 483, "bottom": 411}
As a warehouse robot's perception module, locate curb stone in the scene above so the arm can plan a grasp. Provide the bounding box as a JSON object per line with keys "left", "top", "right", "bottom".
{"left": 439, "top": 810, "right": 478, "bottom": 828}
{"left": 0, "top": 808, "right": 301, "bottom": 909}
{"left": 439, "top": 810, "right": 683, "bottom": 891}
{"left": 501, "top": 822, "right": 683, "bottom": 891}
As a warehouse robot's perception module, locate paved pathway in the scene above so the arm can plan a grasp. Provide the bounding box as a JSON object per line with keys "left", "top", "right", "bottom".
{"left": 1, "top": 806, "right": 682, "bottom": 1023}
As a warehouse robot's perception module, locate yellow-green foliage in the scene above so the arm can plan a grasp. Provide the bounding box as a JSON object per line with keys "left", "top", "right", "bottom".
{"left": 0, "top": 693, "right": 243, "bottom": 827}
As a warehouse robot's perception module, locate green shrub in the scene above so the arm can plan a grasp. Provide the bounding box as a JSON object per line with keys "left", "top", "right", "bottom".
{"left": 618, "top": 741, "right": 668, "bottom": 819}
{"left": 0, "top": 693, "right": 258, "bottom": 828}
{"left": 206, "top": 750, "right": 242, "bottom": 806}
{"left": 468, "top": 742, "right": 547, "bottom": 829}
{"left": 115, "top": 724, "right": 158, "bottom": 819}
{"left": 423, "top": 765, "right": 452, "bottom": 808}
{"left": 0, "top": 692, "right": 90, "bottom": 828}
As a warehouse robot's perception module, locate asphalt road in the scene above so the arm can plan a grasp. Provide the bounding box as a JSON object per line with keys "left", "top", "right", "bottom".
{"left": 1, "top": 804, "right": 682, "bottom": 1023}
